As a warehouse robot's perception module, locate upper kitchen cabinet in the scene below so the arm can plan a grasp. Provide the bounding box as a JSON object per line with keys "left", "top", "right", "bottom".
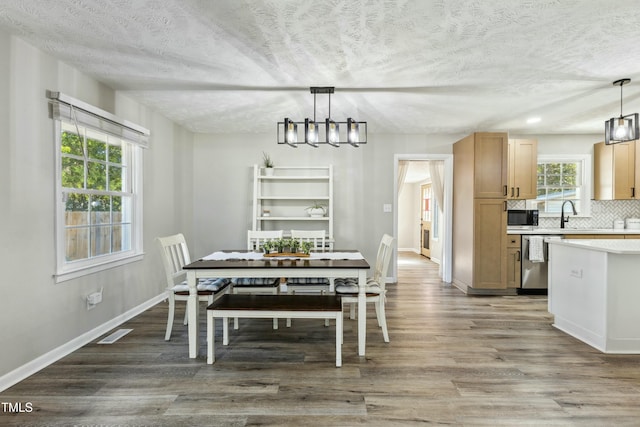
{"left": 508, "top": 139, "right": 538, "bottom": 200}
{"left": 594, "top": 140, "right": 639, "bottom": 200}
{"left": 470, "top": 133, "right": 509, "bottom": 198}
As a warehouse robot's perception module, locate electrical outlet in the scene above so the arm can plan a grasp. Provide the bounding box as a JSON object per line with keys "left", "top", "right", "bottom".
{"left": 86, "top": 289, "right": 103, "bottom": 310}
{"left": 87, "top": 292, "right": 102, "bottom": 305}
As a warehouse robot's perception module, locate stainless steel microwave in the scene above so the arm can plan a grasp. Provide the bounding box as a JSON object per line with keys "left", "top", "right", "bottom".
{"left": 507, "top": 209, "right": 539, "bottom": 226}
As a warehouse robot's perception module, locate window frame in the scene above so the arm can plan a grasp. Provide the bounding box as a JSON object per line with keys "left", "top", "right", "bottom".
{"left": 52, "top": 101, "right": 146, "bottom": 283}
{"left": 536, "top": 154, "right": 591, "bottom": 218}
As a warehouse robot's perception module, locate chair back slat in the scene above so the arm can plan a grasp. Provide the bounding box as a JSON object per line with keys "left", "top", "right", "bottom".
{"left": 290, "top": 229, "right": 326, "bottom": 252}
{"left": 372, "top": 234, "right": 395, "bottom": 290}
{"left": 156, "top": 233, "right": 192, "bottom": 288}
{"left": 247, "top": 230, "right": 284, "bottom": 251}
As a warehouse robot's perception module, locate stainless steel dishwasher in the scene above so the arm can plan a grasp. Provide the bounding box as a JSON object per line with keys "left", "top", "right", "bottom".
{"left": 521, "top": 235, "right": 562, "bottom": 289}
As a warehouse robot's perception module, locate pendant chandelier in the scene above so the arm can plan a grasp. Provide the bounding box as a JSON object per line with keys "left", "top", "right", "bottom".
{"left": 605, "top": 78, "right": 638, "bottom": 145}
{"left": 277, "top": 87, "right": 367, "bottom": 147}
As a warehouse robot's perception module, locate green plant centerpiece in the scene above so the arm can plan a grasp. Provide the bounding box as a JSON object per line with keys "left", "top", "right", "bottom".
{"left": 306, "top": 201, "right": 326, "bottom": 217}
{"left": 261, "top": 238, "right": 310, "bottom": 255}
{"left": 300, "top": 240, "right": 313, "bottom": 255}
{"left": 261, "top": 240, "right": 275, "bottom": 253}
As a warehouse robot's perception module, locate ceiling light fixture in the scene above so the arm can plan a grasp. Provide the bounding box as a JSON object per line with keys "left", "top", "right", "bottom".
{"left": 278, "top": 87, "right": 367, "bottom": 147}
{"left": 605, "top": 78, "right": 638, "bottom": 145}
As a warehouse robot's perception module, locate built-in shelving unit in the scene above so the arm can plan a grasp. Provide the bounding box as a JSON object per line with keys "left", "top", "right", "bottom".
{"left": 252, "top": 165, "right": 333, "bottom": 243}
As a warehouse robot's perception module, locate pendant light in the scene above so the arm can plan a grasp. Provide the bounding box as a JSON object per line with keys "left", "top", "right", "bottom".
{"left": 605, "top": 78, "right": 638, "bottom": 145}
{"left": 277, "top": 87, "right": 367, "bottom": 147}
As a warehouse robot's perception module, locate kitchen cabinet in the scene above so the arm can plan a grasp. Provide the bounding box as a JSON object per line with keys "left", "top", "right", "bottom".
{"left": 453, "top": 132, "right": 509, "bottom": 293}
{"left": 473, "top": 133, "right": 509, "bottom": 198}
{"left": 594, "top": 140, "right": 639, "bottom": 200}
{"left": 508, "top": 139, "right": 538, "bottom": 200}
{"left": 506, "top": 235, "right": 521, "bottom": 288}
{"left": 252, "top": 165, "right": 333, "bottom": 242}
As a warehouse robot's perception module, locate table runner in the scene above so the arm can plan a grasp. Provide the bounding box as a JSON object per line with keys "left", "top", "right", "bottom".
{"left": 202, "top": 251, "right": 364, "bottom": 261}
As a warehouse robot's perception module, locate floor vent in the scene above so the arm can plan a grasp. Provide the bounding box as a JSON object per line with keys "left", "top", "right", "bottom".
{"left": 97, "top": 328, "right": 133, "bottom": 344}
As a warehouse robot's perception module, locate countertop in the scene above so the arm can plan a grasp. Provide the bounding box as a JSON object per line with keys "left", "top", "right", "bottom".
{"left": 547, "top": 238, "right": 640, "bottom": 254}
{"left": 507, "top": 227, "right": 640, "bottom": 235}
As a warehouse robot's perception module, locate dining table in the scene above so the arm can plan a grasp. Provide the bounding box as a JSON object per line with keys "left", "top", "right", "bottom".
{"left": 183, "top": 250, "right": 370, "bottom": 359}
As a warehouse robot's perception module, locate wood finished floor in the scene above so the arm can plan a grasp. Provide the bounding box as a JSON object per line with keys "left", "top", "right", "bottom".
{"left": 2, "top": 252, "right": 640, "bottom": 426}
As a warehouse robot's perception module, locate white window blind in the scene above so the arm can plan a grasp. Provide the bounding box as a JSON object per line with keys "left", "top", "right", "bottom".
{"left": 47, "top": 91, "right": 150, "bottom": 148}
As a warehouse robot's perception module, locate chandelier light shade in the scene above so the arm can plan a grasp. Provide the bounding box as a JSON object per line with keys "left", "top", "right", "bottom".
{"left": 347, "top": 117, "right": 360, "bottom": 147}
{"left": 325, "top": 119, "right": 340, "bottom": 147}
{"left": 277, "top": 87, "right": 367, "bottom": 147}
{"left": 605, "top": 78, "right": 639, "bottom": 145}
{"left": 284, "top": 117, "right": 298, "bottom": 147}
{"left": 304, "top": 118, "right": 319, "bottom": 147}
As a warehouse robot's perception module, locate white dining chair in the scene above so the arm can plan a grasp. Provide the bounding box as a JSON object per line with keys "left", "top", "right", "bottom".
{"left": 334, "top": 234, "right": 396, "bottom": 342}
{"left": 286, "top": 230, "right": 332, "bottom": 294}
{"left": 231, "top": 230, "right": 283, "bottom": 329}
{"left": 156, "top": 233, "right": 230, "bottom": 341}
{"left": 231, "top": 230, "right": 283, "bottom": 291}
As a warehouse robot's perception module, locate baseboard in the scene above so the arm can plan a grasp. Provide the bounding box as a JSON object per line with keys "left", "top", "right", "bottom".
{"left": 0, "top": 293, "right": 166, "bottom": 393}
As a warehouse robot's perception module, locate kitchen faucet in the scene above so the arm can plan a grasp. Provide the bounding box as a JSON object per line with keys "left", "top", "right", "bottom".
{"left": 560, "top": 200, "right": 577, "bottom": 228}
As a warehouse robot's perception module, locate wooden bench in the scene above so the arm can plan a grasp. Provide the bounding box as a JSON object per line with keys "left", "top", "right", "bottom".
{"left": 207, "top": 294, "right": 343, "bottom": 367}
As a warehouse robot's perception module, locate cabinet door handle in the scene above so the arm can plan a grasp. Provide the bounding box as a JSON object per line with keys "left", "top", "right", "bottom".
{"left": 510, "top": 187, "right": 514, "bottom": 197}
{"left": 503, "top": 185, "right": 508, "bottom": 196}
{"left": 632, "top": 187, "right": 636, "bottom": 198}
{"left": 503, "top": 201, "right": 507, "bottom": 211}
{"left": 517, "top": 250, "right": 521, "bottom": 261}
{"left": 516, "top": 187, "right": 520, "bottom": 197}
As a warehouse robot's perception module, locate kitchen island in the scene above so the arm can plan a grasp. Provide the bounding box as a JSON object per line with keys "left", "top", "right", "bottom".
{"left": 547, "top": 238, "right": 640, "bottom": 353}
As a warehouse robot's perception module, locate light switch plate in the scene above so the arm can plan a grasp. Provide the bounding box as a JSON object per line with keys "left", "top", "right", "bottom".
{"left": 383, "top": 204, "right": 392, "bottom": 213}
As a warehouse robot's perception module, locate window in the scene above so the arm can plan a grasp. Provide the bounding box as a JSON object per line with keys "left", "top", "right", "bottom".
{"left": 536, "top": 155, "right": 591, "bottom": 216}
{"left": 50, "top": 92, "right": 148, "bottom": 282}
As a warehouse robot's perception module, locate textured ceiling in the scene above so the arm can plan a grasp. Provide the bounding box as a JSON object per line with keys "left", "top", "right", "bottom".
{"left": 2, "top": 0, "right": 640, "bottom": 136}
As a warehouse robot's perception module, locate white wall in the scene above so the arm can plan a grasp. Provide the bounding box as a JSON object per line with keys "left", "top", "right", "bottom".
{"left": 398, "top": 181, "right": 420, "bottom": 250}
{"left": 0, "top": 31, "right": 194, "bottom": 379}
{"left": 191, "top": 133, "right": 455, "bottom": 273}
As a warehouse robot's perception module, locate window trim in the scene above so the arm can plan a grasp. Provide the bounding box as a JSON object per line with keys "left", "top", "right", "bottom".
{"left": 537, "top": 154, "right": 591, "bottom": 218}
{"left": 51, "top": 97, "right": 147, "bottom": 283}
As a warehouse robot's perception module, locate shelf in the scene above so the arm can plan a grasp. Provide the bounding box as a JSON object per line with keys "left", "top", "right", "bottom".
{"left": 258, "top": 196, "right": 329, "bottom": 200}
{"left": 258, "top": 175, "right": 330, "bottom": 180}
{"left": 253, "top": 164, "right": 333, "bottom": 241}
{"left": 259, "top": 216, "right": 330, "bottom": 221}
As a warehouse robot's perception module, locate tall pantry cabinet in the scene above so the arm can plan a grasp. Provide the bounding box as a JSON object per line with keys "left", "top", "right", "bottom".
{"left": 453, "top": 132, "right": 509, "bottom": 293}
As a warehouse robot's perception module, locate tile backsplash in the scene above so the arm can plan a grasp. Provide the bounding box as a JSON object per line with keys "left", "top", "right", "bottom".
{"left": 507, "top": 199, "right": 640, "bottom": 229}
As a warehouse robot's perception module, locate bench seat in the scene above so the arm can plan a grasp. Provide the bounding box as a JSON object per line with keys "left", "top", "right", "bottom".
{"left": 207, "top": 294, "right": 343, "bottom": 367}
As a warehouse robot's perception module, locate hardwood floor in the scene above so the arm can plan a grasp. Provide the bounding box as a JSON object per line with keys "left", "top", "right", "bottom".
{"left": 2, "top": 251, "right": 640, "bottom": 426}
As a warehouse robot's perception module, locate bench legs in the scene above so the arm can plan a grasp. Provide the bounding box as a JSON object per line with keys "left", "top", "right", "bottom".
{"left": 208, "top": 311, "right": 342, "bottom": 367}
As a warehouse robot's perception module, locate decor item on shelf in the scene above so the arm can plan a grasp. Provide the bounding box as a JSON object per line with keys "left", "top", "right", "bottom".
{"left": 277, "top": 87, "right": 367, "bottom": 148}
{"left": 262, "top": 152, "right": 274, "bottom": 175}
{"left": 262, "top": 209, "right": 270, "bottom": 217}
{"left": 306, "top": 201, "right": 326, "bottom": 217}
{"left": 605, "top": 78, "right": 638, "bottom": 145}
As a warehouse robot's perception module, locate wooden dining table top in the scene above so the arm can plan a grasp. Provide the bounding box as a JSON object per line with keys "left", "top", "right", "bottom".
{"left": 184, "top": 250, "right": 370, "bottom": 270}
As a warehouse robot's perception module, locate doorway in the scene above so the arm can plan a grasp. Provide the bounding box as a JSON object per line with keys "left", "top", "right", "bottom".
{"left": 393, "top": 154, "right": 453, "bottom": 283}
